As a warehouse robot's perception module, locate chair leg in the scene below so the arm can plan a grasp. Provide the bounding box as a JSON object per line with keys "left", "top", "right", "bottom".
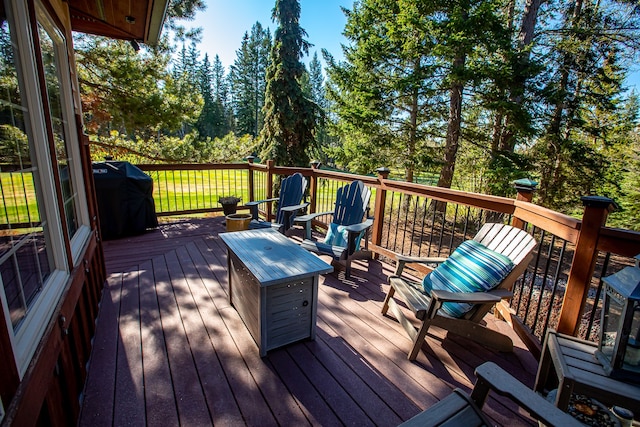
{"left": 345, "top": 259, "right": 352, "bottom": 279}
{"left": 408, "top": 317, "right": 432, "bottom": 361}
{"left": 381, "top": 286, "right": 395, "bottom": 315}
{"left": 384, "top": 289, "right": 432, "bottom": 361}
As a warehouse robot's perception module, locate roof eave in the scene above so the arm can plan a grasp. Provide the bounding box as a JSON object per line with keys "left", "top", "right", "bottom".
{"left": 145, "top": 0, "right": 170, "bottom": 46}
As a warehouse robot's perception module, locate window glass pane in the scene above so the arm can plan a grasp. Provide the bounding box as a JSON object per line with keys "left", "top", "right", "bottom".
{"left": 37, "top": 21, "right": 78, "bottom": 238}
{"left": 0, "top": 3, "right": 53, "bottom": 330}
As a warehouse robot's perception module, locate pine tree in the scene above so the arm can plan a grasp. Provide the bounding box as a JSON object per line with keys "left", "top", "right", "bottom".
{"left": 307, "top": 51, "right": 332, "bottom": 162}
{"left": 231, "top": 22, "right": 271, "bottom": 137}
{"left": 533, "top": 0, "right": 640, "bottom": 209}
{"left": 260, "top": 0, "right": 316, "bottom": 167}
{"left": 212, "top": 54, "right": 231, "bottom": 137}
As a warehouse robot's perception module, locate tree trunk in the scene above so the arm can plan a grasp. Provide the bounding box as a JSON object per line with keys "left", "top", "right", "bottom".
{"left": 499, "top": 0, "right": 543, "bottom": 152}
{"left": 437, "top": 56, "right": 466, "bottom": 190}
{"left": 538, "top": 0, "right": 583, "bottom": 206}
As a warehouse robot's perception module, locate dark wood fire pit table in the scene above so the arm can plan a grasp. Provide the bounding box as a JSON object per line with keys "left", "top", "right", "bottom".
{"left": 220, "top": 228, "right": 333, "bottom": 357}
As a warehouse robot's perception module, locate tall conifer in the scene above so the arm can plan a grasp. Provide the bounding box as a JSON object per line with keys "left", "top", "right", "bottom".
{"left": 260, "top": 0, "right": 316, "bottom": 167}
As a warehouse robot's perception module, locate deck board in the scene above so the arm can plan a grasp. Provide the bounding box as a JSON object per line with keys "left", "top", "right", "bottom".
{"left": 80, "top": 216, "right": 538, "bottom": 426}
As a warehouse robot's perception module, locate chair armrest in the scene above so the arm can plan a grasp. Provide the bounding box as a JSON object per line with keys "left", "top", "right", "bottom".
{"left": 246, "top": 198, "right": 278, "bottom": 220}
{"left": 293, "top": 211, "right": 333, "bottom": 223}
{"left": 394, "top": 254, "right": 448, "bottom": 276}
{"left": 472, "top": 362, "right": 583, "bottom": 427}
{"left": 294, "top": 211, "right": 333, "bottom": 240}
{"left": 245, "top": 198, "right": 278, "bottom": 207}
{"left": 344, "top": 218, "right": 373, "bottom": 234}
{"left": 431, "top": 289, "right": 504, "bottom": 304}
{"left": 280, "top": 202, "right": 309, "bottom": 213}
{"left": 396, "top": 254, "right": 448, "bottom": 264}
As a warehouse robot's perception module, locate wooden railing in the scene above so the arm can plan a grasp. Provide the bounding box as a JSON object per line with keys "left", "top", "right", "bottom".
{"left": 135, "top": 160, "right": 640, "bottom": 358}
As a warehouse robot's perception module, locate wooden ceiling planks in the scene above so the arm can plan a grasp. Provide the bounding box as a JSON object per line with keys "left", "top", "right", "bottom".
{"left": 68, "top": 0, "right": 163, "bottom": 44}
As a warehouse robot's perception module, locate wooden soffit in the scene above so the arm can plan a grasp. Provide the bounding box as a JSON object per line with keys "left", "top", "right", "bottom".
{"left": 68, "top": 0, "right": 169, "bottom": 45}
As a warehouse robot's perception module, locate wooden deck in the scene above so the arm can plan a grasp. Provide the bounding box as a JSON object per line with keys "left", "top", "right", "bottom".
{"left": 79, "top": 216, "right": 540, "bottom": 426}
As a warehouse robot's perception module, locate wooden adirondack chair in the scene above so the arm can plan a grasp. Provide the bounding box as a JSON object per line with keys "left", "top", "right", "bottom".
{"left": 400, "top": 362, "right": 582, "bottom": 427}
{"left": 382, "top": 222, "right": 537, "bottom": 361}
{"left": 295, "top": 180, "right": 373, "bottom": 279}
{"left": 247, "top": 172, "right": 309, "bottom": 233}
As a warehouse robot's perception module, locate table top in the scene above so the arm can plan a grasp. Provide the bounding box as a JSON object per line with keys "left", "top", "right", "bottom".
{"left": 547, "top": 331, "right": 640, "bottom": 402}
{"left": 220, "top": 229, "right": 333, "bottom": 286}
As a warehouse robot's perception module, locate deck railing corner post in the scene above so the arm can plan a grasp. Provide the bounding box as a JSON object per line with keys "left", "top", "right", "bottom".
{"left": 557, "top": 196, "right": 616, "bottom": 336}
{"left": 246, "top": 155, "right": 256, "bottom": 203}
{"left": 309, "top": 161, "right": 321, "bottom": 214}
{"left": 372, "top": 167, "right": 391, "bottom": 256}
{"left": 266, "top": 160, "right": 275, "bottom": 221}
{"left": 512, "top": 178, "right": 538, "bottom": 229}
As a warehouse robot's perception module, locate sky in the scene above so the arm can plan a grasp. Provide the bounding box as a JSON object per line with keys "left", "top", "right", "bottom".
{"left": 188, "top": 0, "right": 352, "bottom": 69}
{"left": 187, "top": 0, "right": 639, "bottom": 91}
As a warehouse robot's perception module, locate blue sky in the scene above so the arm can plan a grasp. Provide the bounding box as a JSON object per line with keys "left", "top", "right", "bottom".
{"left": 189, "top": 0, "right": 352, "bottom": 68}
{"left": 188, "top": 0, "right": 638, "bottom": 91}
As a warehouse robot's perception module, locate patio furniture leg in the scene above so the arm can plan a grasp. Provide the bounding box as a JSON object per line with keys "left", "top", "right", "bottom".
{"left": 408, "top": 314, "right": 432, "bottom": 361}
{"left": 381, "top": 286, "right": 395, "bottom": 315}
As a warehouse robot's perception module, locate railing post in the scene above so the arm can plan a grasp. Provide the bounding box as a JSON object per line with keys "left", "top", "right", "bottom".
{"left": 557, "top": 196, "right": 616, "bottom": 336}
{"left": 372, "top": 167, "right": 390, "bottom": 256}
{"left": 246, "top": 155, "right": 256, "bottom": 203}
{"left": 309, "top": 160, "right": 321, "bottom": 214}
{"left": 512, "top": 178, "right": 538, "bottom": 229}
{"left": 266, "top": 159, "right": 275, "bottom": 222}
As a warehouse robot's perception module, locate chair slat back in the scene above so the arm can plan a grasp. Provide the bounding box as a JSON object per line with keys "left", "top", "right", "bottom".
{"left": 275, "top": 173, "right": 307, "bottom": 225}
{"left": 332, "top": 180, "right": 371, "bottom": 226}
{"left": 465, "top": 223, "right": 537, "bottom": 322}
{"left": 473, "top": 223, "right": 536, "bottom": 266}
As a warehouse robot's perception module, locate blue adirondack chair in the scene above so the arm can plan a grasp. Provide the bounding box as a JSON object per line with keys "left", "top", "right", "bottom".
{"left": 295, "top": 180, "right": 373, "bottom": 279}
{"left": 247, "top": 172, "right": 309, "bottom": 233}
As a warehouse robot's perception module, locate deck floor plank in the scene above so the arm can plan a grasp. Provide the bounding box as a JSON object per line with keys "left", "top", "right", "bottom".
{"left": 178, "top": 243, "right": 247, "bottom": 426}
{"left": 152, "top": 253, "right": 212, "bottom": 425}
{"left": 78, "top": 273, "right": 121, "bottom": 427}
{"left": 80, "top": 217, "right": 538, "bottom": 427}
{"left": 179, "top": 242, "right": 301, "bottom": 426}
{"left": 138, "top": 259, "right": 179, "bottom": 426}
{"left": 114, "top": 269, "right": 146, "bottom": 426}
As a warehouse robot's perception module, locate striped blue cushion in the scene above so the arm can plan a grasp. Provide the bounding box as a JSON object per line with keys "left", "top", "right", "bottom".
{"left": 422, "top": 239, "right": 514, "bottom": 318}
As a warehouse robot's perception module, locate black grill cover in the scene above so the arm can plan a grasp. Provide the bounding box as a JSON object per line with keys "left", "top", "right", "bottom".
{"left": 92, "top": 161, "right": 158, "bottom": 240}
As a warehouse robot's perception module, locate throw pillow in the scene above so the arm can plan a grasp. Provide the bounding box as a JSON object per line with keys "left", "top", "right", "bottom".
{"left": 422, "top": 239, "right": 514, "bottom": 318}
{"left": 324, "top": 223, "right": 362, "bottom": 250}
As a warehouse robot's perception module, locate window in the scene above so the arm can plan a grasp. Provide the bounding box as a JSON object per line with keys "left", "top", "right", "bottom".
{"left": 37, "top": 12, "right": 80, "bottom": 240}
{"left": 0, "top": 0, "right": 89, "bottom": 376}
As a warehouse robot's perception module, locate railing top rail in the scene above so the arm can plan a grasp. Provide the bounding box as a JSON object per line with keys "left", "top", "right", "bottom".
{"left": 598, "top": 226, "right": 640, "bottom": 257}
{"left": 513, "top": 200, "right": 581, "bottom": 243}
{"left": 380, "top": 178, "right": 516, "bottom": 210}
{"left": 138, "top": 163, "right": 249, "bottom": 171}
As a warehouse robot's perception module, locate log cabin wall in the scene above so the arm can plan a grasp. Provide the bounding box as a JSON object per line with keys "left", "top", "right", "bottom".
{"left": 0, "top": 0, "right": 105, "bottom": 425}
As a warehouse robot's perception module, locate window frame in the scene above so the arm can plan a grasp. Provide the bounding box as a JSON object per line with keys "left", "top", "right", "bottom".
{"left": 35, "top": 2, "right": 91, "bottom": 262}
{"left": 0, "top": 0, "right": 91, "bottom": 377}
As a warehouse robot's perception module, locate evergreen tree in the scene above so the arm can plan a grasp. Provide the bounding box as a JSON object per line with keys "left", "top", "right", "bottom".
{"left": 76, "top": 37, "right": 202, "bottom": 140}
{"left": 260, "top": 0, "right": 317, "bottom": 167}
{"left": 307, "top": 51, "right": 333, "bottom": 163}
{"left": 231, "top": 22, "right": 272, "bottom": 137}
{"left": 196, "top": 54, "right": 220, "bottom": 139}
{"left": 212, "top": 54, "right": 231, "bottom": 137}
{"left": 325, "top": 0, "right": 441, "bottom": 177}
{"left": 533, "top": 0, "right": 640, "bottom": 209}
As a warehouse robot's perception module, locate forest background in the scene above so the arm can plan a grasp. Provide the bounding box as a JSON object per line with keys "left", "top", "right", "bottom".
{"left": 72, "top": 0, "right": 640, "bottom": 230}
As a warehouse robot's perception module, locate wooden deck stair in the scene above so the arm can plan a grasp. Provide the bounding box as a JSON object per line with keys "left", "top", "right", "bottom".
{"left": 79, "top": 216, "right": 539, "bottom": 426}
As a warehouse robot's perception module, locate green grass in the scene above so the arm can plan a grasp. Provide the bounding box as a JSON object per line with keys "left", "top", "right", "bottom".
{"left": 1, "top": 172, "right": 40, "bottom": 225}
{"left": 148, "top": 169, "right": 251, "bottom": 213}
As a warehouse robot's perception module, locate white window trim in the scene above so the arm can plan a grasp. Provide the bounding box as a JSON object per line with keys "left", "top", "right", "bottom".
{"left": 36, "top": 2, "right": 91, "bottom": 264}
{"left": 12, "top": 270, "right": 68, "bottom": 376}
{"left": 1, "top": 0, "right": 92, "bottom": 377}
